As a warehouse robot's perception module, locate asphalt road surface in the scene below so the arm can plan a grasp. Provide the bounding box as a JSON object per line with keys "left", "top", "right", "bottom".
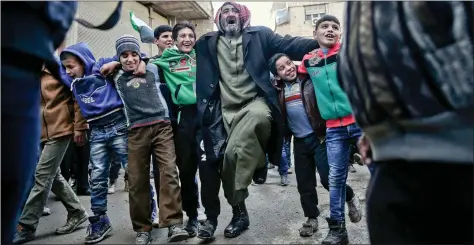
{"left": 27, "top": 164, "right": 371, "bottom": 244}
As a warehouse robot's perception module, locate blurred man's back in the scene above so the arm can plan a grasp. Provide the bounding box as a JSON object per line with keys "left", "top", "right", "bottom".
{"left": 338, "top": 2, "right": 473, "bottom": 244}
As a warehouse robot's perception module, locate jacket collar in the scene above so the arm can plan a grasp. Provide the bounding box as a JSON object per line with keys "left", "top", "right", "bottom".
{"left": 207, "top": 27, "right": 258, "bottom": 68}
{"left": 315, "top": 42, "right": 341, "bottom": 57}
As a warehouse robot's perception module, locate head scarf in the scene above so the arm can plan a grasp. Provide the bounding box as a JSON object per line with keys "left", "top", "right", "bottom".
{"left": 214, "top": 2, "right": 251, "bottom": 33}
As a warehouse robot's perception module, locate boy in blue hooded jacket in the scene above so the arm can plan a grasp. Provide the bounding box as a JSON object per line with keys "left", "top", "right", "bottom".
{"left": 59, "top": 42, "right": 145, "bottom": 244}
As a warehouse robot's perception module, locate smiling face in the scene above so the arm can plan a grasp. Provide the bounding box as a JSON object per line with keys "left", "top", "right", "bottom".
{"left": 154, "top": 31, "right": 173, "bottom": 53}
{"left": 119, "top": 51, "right": 140, "bottom": 72}
{"left": 275, "top": 55, "right": 297, "bottom": 82}
{"left": 219, "top": 4, "right": 241, "bottom": 36}
{"left": 313, "top": 20, "right": 341, "bottom": 48}
{"left": 175, "top": 27, "right": 195, "bottom": 53}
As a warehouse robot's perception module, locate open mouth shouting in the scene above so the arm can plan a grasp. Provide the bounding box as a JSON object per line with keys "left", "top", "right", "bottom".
{"left": 226, "top": 16, "right": 237, "bottom": 25}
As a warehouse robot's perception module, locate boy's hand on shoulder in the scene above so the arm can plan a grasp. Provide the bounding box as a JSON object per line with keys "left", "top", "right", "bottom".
{"left": 133, "top": 60, "right": 147, "bottom": 76}
{"left": 100, "top": 61, "right": 120, "bottom": 77}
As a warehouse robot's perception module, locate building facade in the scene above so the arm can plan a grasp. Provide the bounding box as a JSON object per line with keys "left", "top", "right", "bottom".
{"left": 271, "top": 1, "right": 346, "bottom": 38}
{"left": 60, "top": 1, "right": 213, "bottom": 58}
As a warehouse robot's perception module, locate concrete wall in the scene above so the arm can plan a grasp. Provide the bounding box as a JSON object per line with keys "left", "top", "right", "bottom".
{"left": 63, "top": 2, "right": 168, "bottom": 58}
{"left": 272, "top": 1, "right": 346, "bottom": 38}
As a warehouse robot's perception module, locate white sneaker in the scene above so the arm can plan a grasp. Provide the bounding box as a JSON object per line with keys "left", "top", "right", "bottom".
{"left": 108, "top": 181, "right": 116, "bottom": 194}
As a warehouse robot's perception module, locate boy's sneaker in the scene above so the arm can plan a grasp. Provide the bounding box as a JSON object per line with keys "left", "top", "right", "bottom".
{"left": 12, "top": 224, "right": 35, "bottom": 244}
{"left": 353, "top": 153, "right": 364, "bottom": 165}
{"left": 347, "top": 195, "right": 362, "bottom": 223}
{"left": 56, "top": 210, "right": 88, "bottom": 234}
{"left": 168, "top": 224, "right": 189, "bottom": 242}
{"left": 322, "top": 218, "right": 349, "bottom": 245}
{"left": 184, "top": 217, "right": 199, "bottom": 237}
{"left": 287, "top": 168, "right": 293, "bottom": 174}
{"left": 280, "top": 174, "right": 289, "bottom": 186}
{"left": 135, "top": 231, "right": 152, "bottom": 244}
{"left": 108, "top": 180, "right": 116, "bottom": 194}
{"left": 85, "top": 214, "right": 113, "bottom": 244}
{"left": 298, "top": 218, "right": 318, "bottom": 237}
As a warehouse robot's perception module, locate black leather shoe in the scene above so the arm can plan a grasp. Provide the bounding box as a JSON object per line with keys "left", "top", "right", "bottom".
{"left": 197, "top": 220, "right": 217, "bottom": 242}
{"left": 252, "top": 166, "right": 267, "bottom": 184}
{"left": 224, "top": 202, "right": 249, "bottom": 238}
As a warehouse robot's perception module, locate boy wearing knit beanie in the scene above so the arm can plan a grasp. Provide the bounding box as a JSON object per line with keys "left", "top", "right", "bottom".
{"left": 112, "top": 35, "right": 188, "bottom": 244}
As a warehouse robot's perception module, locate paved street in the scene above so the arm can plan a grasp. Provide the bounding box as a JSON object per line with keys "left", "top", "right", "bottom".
{"left": 27, "top": 164, "right": 371, "bottom": 244}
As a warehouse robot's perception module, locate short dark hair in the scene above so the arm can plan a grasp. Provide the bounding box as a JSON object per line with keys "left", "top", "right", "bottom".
{"left": 314, "top": 15, "right": 340, "bottom": 30}
{"left": 268, "top": 53, "right": 290, "bottom": 76}
{"left": 154, "top": 25, "right": 173, "bottom": 39}
{"left": 172, "top": 21, "right": 196, "bottom": 40}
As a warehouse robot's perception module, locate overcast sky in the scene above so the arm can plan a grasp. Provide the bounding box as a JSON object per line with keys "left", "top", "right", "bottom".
{"left": 212, "top": 1, "right": 274, "bottom": 29}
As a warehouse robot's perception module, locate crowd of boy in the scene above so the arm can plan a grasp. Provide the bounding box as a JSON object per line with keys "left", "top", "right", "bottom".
{"left": 4, "top": 2, "right": 472, "bottom": 245}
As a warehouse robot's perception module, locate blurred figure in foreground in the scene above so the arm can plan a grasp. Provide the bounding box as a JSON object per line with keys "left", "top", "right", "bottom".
{"left": 1, "top": 2, "right": 78, "bottom": 243}
{"left": 339, "top": 2, "right": 473, "bottom": 244}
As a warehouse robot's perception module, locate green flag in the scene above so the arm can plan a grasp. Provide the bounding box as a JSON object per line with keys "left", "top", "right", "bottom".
{"left": 130, "top": 11, "right": 154, "bottom": 43}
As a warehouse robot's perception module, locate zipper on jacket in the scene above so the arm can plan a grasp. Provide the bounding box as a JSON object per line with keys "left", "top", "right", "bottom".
{"left": 40, "top": 88, "right": 50, "bottom": 140}
{"left": 324, "top": 55, "right": 342, "bottom": 126}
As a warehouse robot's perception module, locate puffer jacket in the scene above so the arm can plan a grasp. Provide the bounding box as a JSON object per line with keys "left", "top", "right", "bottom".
{"left": 40, "top": 68, "right": 88, "bottom": 142}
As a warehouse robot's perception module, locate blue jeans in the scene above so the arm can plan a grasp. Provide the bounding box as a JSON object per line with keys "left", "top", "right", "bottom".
{"left": 279, "top": 138, "right": 291, "bottom": 176}
{"left": 326, "top": 123, "right": 363, "bottom": 221}
{"left": 284, "top": 137, "right": 292, "bottom": 167}
{"left": 89, "top": 116, "right": 128, "bottom": 215}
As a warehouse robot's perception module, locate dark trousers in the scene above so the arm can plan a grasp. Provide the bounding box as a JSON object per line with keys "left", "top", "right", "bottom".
{"left": 74, "top": 142, "right": 91, "bottom": 192}
{"left": 175, "top": 105, "right": 200, "bottom": 219}
{"left": 197, "top": 128, "right": 221, "bottom": 223}
{"left": 1, "top": 51, "right": 43, "bottom": 244}
{"left": 294, "top": 133, "right": 355, "bottom": 218}
{"left": 60, "top": 139, "right": 91, "bottom": 192}
{"left": 367, "top": 160, "right": 473, "bottom": 244}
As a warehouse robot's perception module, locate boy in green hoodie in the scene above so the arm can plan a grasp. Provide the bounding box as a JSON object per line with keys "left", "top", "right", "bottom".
{"left": 151, "top": 21, "right": 201, "bottom": 237}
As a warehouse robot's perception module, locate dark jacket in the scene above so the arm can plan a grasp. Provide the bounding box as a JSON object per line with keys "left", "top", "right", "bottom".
{"left": 273, "top": 73, "right": 326, "bottom": 139}
{"left": 2, "top": 2, "right": 77, "bottom": 78}
{"left": 195, "top": 26, "right": 318, "bottom": 165}
{"left": 40, "top": 68, "right": 88, "bottom": 142}
{"left": 338, "top": 2, "right": 474, "bottom": 163}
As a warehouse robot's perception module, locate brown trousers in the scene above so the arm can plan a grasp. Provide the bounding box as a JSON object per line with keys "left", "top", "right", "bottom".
{"left": 128, "top": 122, "right": 183, "bottom": 231}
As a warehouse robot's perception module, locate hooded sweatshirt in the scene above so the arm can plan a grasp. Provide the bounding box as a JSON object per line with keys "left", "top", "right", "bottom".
{"left": 151, "top": 48, "right": 197, "bottom": 106}
{"left": 60, "top": 42, "right": 123, "bottom": 122}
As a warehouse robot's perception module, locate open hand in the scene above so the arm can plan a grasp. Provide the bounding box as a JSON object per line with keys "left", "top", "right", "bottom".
{"left": 100, "top": 61, "right": 120, "bottom": 76}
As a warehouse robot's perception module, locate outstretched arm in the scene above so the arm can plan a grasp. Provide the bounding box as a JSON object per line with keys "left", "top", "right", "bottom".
{"left": 263, "top": 26, "right": 319, "bottom": 61}
{"left": 92, "top": 52, "right": 148, "bottom": 76}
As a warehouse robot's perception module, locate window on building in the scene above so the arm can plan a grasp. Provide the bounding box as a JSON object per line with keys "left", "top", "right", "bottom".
{"left": 304, "top": 4, "right": 327, "bottom": 22}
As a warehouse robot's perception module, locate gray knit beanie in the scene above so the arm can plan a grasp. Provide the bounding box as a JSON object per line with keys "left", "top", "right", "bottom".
{"left": 116, "top": 35, "right": 140, "bottom": 57}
